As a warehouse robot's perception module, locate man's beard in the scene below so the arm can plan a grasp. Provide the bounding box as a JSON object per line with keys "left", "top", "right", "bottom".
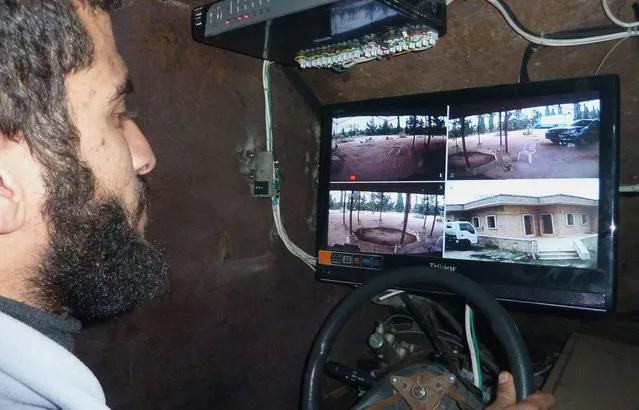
{"left": 30, "top": 177, "right": 170, "bottom": 323}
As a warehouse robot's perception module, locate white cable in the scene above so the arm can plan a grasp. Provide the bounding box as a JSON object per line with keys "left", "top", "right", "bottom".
{"left": 595, "top": 37, "right": 629, "bottom": 74}
{"left": 273, "top": 203, "right": 308, "bottom": 263}
{"left": 377, "top": 289, "right": 405, "bottom": 301}
{"left": 486, "top": 0, "right": 639, "bottom": 47}
{"left": 619, "top": 184, "right": 639, "bottom": 192}
{"left": 272, "top": 185, "right": 314, "bottom": 266}
{"left": 465, "top": 305, "right": 481, "bottom": 388}
{"left": 341, "top": 56, "right": 377, "bottom": 68}
{"left": 534, "top": 363, "right": 554, "bottom": 377}
{"left": 272, "top": 200, "right": 316, "bottom": 270}
{"left": 602, "top": 0, "right": 639, "bottom": 28}
{"left": 262, "top": 60, "right": 273, "bottom": 152}
{"left": 262, "top": 59, "right": 316, "bottom": 270}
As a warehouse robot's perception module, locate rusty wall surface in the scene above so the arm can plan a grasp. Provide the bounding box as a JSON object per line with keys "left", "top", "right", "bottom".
{"left": 73, "top": 0, "right": 639, "bottom": 409}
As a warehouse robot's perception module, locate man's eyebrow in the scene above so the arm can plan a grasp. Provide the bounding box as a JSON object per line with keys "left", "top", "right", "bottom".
{"left": 110, "top": 76, "right": 134, "bottom": 104}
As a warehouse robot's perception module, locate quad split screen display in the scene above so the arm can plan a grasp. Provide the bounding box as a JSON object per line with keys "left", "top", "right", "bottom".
{"left": 327, "top": 96, "right": 600, "bottom": 269}
{"left": 315, "top": 77, "right": 619, "bottom": 311}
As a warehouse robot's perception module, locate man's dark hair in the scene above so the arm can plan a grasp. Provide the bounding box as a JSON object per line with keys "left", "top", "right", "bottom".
{"left": 0, "top": 0, "right": 120, "bottom": 213}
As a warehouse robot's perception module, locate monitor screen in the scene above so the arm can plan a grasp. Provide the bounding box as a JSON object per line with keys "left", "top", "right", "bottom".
{"left": 330, "top": 0, "right": 399, "bottom": 36}
{"left": 315, "top": 76, "right": 619, "bottom": 311}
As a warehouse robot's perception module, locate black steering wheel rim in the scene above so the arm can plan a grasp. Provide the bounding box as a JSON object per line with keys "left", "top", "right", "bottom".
{"left": 301, "top": 266, "right": 534, "bottom": 410}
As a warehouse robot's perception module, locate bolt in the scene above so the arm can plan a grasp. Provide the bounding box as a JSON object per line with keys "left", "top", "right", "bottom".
{"left": 448, "top": 375, "right": 456, "bottom": 382}
{"left": 248, "top": 173, "right": 255, "bottom": 180}
{"left": 368, "top": 333, "right": 385, "bottom": 349}
{"left": 391, "top": 376, "right": 398, "bottom": 384}
{"left": 411, "top": 385, "right": 428, "bottom": 400}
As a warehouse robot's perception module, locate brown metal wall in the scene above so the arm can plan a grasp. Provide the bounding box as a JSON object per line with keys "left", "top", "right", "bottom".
{"left": 74, "top": 1, "right": 639, "bottom": 409}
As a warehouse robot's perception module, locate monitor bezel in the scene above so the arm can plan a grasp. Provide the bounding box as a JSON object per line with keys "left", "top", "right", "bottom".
{"left": 315, "top": 75, "right": 619, "bottom": 312}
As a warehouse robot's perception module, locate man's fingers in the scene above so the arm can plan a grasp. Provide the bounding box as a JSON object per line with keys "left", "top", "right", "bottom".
{"left": 486, "top": 372, "right": 517, "bottom": 409}
{"left": 486, "top": 371, "right": 556, "bottom": 410}
{"left": 519, "top": 392, "right": 556, "bottom": 409}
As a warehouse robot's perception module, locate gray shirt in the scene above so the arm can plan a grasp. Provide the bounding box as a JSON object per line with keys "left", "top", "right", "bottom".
{"left": 0, "top": 295, "right": 81, "bottom": 351}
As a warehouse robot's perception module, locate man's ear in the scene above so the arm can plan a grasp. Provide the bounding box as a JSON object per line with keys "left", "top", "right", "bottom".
{"left": 0, "top": 164, "right": 26, "bottom": 235}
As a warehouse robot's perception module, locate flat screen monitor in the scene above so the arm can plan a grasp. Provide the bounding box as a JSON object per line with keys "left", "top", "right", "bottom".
{"left": 315, "top": 75, "right": 619, "bottom": 312}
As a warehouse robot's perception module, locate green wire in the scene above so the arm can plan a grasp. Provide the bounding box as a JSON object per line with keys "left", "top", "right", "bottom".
{"left": 265, "top": 63, "right": 273, "bottom": 151}
{"left": 469, "top": 308, "right": 483, "bottom": 388}
{"left": 265, "top": 63, "right": 278, "bottom": 200}
{"left": 331, "top": 65, "right": 353, "bottom": 73}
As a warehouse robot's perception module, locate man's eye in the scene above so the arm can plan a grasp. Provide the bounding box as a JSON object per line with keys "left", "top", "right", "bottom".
{"left": 116, "top": 112, "right": 129, "bottom": 129}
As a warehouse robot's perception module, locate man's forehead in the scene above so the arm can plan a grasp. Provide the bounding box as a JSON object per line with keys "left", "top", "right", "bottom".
{"left": 71, "top": 51, "right": 128, "bottom": 102}
{"left": 75, "top": 1, "right": 115, "bottom": 50}
{"left": 74, "top": 2, "right": 128, "bottom": 100}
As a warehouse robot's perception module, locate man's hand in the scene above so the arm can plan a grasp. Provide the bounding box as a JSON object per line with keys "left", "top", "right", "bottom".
{"left": 485, "top": 372, "right": 555, "bottom": 410}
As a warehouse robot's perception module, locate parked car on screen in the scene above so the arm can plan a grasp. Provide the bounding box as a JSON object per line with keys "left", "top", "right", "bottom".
{"left": 445, "top": 221, "right": 478, "bottom": 249}
{"left": 545, "top": 118, "right": 599, "bottom": 145}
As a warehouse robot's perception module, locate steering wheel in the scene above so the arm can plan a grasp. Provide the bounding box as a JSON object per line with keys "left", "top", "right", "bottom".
{"left": 301, "top": 267, "right": 534, "bottom": 410}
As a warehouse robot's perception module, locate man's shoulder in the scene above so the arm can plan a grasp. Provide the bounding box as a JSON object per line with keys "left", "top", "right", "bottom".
{"left": 0, "top": 312, "right": 110, "bottom": 410}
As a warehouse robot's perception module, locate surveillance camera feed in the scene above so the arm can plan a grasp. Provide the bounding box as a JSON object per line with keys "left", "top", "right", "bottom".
{"left": 326, "top": 92, "right": 601, "bottom": 270}
{"left": 330, "top": 114, "right": 447, "bottom": 182}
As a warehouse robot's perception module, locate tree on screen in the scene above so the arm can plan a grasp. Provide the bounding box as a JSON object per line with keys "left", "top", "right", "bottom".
{"left": 395, "top": 193, "right": 405, "bottom": 212}
{"left": 422, "top": 195, "right": 431, "bottom": 228}
{"left": 477, "top": 115, "right": 487, "bottom": 134}
{"left": 380, "top": 119, "right": 392, "bottom": 136}
{"left": 532, "top": 110, "right": 542, "bottom": 126}
{"left": 341, "top": 191, "right": 346, "bottom": 225}
{"left": 400, "top": 193, "right": 412, "bottom": 244}
{"left": 406, "top": 116, "right": 425, "bottom": 150}
{"left": 356, "top": 191, "right": 364, "bottom": 223}
{"left": 417, "top": 116, "right": 426, "bottom": 135}
{"left": 429, "top": 195, "right": 439, "bottom": 237}
{"left": 406, "top": 116, "right": 418, "bottom": 135}
{"left": 460, "top": 117, "right": 470, "bottom": 168}
{"left": 432, "top": 116, "right": 445, "bottom": 135}
{"left": 507, "top": 110, "right": 533, "bottom": 131}
{"left": 425, "top": 116, "right": 433, "bottom": 151}
{"left": 373, "top": 192, "right": 391, "bottom": 220}
{"left": 366, "top": 194, "right": 377, "bottom": 213}
{"left": 406, "top": 115, "right": 415, "bottom": 149}
{"left": 424, "top": 115, "right": 437, "bottom": 151}
{"left": 366, "top": 118, "right": 377, "bottom": 135}
{"left": 349, "top": 191, "right": 355, "bottom": 234}
{"left": 504, "top": 112, "right": 510, "bottom": 153}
